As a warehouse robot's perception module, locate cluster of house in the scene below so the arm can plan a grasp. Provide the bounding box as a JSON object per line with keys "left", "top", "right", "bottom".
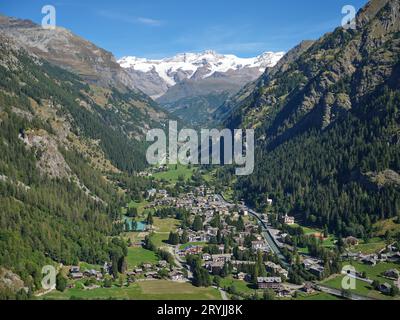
{"left": 256, "top": 277, "right": 293, "bottom": 297}
{"left": 178, "top": 245, "right": 205, "bottom": 256}
{"left": 281, "top": 214, "right": 295, "bottom": 225}
{"left": 265, "top": 261, "right": 289, "bottom": 278}
{"left": 68, "top": 260, "right": 186, "bottom": 283}
{"left": 147, "top": 187, "right": 249, "bottom": 219}
{"left": 146, "top": 188, "right": 168, "bottom": 199}
{"left": 378, "top": 268, "right": 400, "bottom": 294}
{"left": 125, "top": 260, "right": 185, "bottom": 282}
{"left": 144, "top": 187, "right": 293, "bottom": 285}
{"left": 343, "top": 243, "right": 400, "bottom": 266}
{"left": 302, "top": 257, "right": 325, "bottom": 278}
{"left": 68, "top": 266, "right": 103, "bottom": 281}
{"left": 137, "top": 165, "right": 169, "bottom": 177}
{"left": 204, "top": 254, "right": 233, "bottom": 274}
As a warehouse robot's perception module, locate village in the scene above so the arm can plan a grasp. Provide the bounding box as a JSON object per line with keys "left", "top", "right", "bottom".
{"left": 59, "top": 181, "right": 400, "bottom": 300}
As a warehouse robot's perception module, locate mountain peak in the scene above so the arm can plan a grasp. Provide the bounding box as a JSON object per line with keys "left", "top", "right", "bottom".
{"left": 118, "top": 50, "right": 285, "bottom": 98}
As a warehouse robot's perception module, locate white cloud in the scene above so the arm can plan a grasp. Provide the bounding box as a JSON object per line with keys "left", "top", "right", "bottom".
{"left": 97, "top": 10, "right": 163, "bottom": 27}
{"left": 137, "top": 17, "right": 162, "bottom": 27}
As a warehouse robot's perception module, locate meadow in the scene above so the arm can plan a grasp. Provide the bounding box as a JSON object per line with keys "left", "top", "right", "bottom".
{"left": 153, "top": 164, "right": 196, "bottom": 184}
{"left": 43, "top": 280, "right": 222, "bottom": 300}
{"left": 126, "top": 247, "right": 159, "bottom": 268}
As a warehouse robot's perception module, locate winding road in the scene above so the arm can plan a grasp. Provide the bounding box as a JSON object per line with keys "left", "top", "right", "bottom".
{"left": 216, "top": 194, "right": 289, "bottom": 268}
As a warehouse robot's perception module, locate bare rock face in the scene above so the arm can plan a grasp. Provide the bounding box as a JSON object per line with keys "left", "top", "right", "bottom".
{"left": 0, "top": 267, "right": 26, "bottom": 296}
{"left": 0, "top": 15, "right": 136, "bottom": 92}
{"left": 20, "top": 129, "right": 72, "bottom": 179}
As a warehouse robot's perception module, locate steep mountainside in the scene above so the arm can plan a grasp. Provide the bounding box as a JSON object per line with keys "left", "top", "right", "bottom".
{"left": 119, "top": 50, "right": 284, "bottom": 126}
{"left": 224, "top": 0, "right": 400, "bottom": 237}
{"left": 215, "top": 41, "right": 315, "bottom": 122}
{"left": 0, "top": 29, "right": 155, "bottom": 296}
{"left": 0, "top": 16, "right": 169, "bottom": 173}
{"left": 0, "top": 15, "right": 136, "bottom": 91}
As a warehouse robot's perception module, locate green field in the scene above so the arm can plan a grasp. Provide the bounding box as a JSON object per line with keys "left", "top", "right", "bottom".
{"left": 122, "top": 200, "right": 149, "bottom": 215}
{"left": 373, "top": 218, "right": 400, "bottom": 237}
{"left": 150, "top": 232, "right": 171, "bottom": 248}
{"left": 43, "top": 280, "right": 221, "bottom": 300}
{"left": 153, "top": 164, "right": 196, "bottom": 184}
{"left": 349, "top": 237, "right": 386, "bottom": 254}
{"left": 321, "top": 261, "right": 400, "bottom": 300}
{"left": 289, "top": 224, "right": 336, "bottom": 251}
{"left": 153, "top": 217, "right": 180, "bottom": 233}
{"left": 342, "top": 261, "right": 400, "bottom": 283}
{"left": 220, "top": 276, "right": 255, "bottom": 295}
{"left": 79, "top": 262, "right": 102, "bottom": 272}
{"left": 179, "top": 242, "right": 207, "bottom": 250}
{"left": 126, "top": 247, "right": 159, "bottom": 268}
{"left": 322, "top": 275, "right": 387, "bottom": 299}
{"left": 123, "top": 231, "right": 147, "bottom": 244}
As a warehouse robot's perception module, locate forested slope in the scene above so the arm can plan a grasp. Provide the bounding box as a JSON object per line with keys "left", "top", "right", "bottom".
{"left": 224, "top": 0, "right": 400, "bottom": 237}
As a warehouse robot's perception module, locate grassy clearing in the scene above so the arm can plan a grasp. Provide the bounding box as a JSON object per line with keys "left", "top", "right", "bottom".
{"left": 342, "top": 261, "right": 400, "bottom": 283}
{"left": 179, "top": 242, "right": 207, "bottom": 250}
{"left": 220, "top": 276, "right": 255, "bottom": 295}
{"left": 43, "top": 281, "right": 221, "bottom": 300}
{"left": 222, "top": 188, "right": 235, "bottom": 202}
{"left": 373, "top": 218, "right": 400, "bottom": 237}
{"left": 153, "top": 218, "right": 180, "bottom": 233}
{"left": 289, "top": 224, "right": 336, "bottom": 251}
{"left": 126, "top": 247, "right": 159, "bottom": 268}
{"left": 150, "top": 233, "right": 170, "bottom": 248}
{"left": 322, "top": 275, "right": 391, "bottom": 299}
{"left": 121, "top": 200, "right": 149, "bottom": 216}
{"left": 321, "top": 261, "right": 400, "bottom": 300}
{"left": 295, "top": 292, "right": 342, "bottom": 300}
{"left": 153, "top": 164, "right": 196, "bottom": 184}
{"left": 123, "top": 231, "right": 147, "bottom": 244}
{"left": 349, "top": 237, "right": 387, "bottom": 254}
{"left": 139, "top": 281, "right": 221, "bottom": 300}
{"left": 79, "top": 262, "right": 102, "bottom": 271}
{"left": 201, "top": 169, "right": 216, "bottom": 183}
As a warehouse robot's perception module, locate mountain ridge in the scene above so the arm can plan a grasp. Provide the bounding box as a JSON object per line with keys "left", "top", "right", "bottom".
{"left": 222, "top": 0, "right": 400, "bottom": 236}
{"left": 119, "top": 50, "right": 284, "bottom": 99}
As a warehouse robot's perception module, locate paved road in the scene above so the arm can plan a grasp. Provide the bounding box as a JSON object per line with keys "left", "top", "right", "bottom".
{"left": 35, "top": 287, "right": 55, "bottom": 297}
{"left": 248, "top": 209, "right": 289, "bottom": 268}
{"left": 315, "top": 284, "right": 375, "bottom": 300}
{"left": 340, "top": 271, "right": 374, "bottom": 284}
{"left": 215, "top": 195, "right": 289, "bottom": 268}
{"left": 216, "top": 287, "right": 229, "bottom": 300}
{"left": 170, "top": 245, "right": 193, "bottom": 279}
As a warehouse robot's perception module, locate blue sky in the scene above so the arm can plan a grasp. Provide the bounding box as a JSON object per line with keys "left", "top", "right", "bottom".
{"left": 1, "top": 0, "right": 368, "bottom": 59}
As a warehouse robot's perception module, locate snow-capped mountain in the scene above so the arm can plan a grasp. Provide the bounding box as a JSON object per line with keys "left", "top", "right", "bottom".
{"left": 118, "top": 50, "right": 285, "bottom": 99}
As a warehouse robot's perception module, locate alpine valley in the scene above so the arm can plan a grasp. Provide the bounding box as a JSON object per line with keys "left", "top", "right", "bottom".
{"left": 119, "top": 50, "right": 284, "bottom": 126}
{"left": 0, "top": 0, "right": 399, "bottom": 302}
